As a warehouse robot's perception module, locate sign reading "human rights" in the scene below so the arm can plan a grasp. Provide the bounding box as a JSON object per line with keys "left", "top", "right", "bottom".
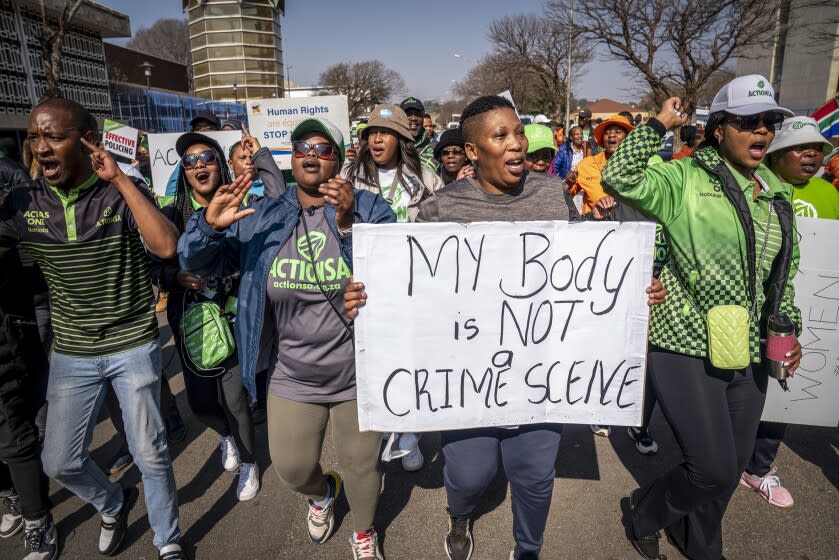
{"left": 352, "top": 221, "right": 656, "bottom": 432}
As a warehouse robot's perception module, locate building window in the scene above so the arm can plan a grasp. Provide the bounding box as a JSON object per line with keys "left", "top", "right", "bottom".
{"left": 241, "top": 18, "right": 273, "bottom": 32}
{"left": 204, "top": 31, "right": 244, "bottom": 45}
{"left": 243, "top": 45, "right": 273, "bottom": 59}
{"left": 204, "top": 18, "right": 242, "bottom": 32}
{"left": 204, "top": 4, "right": 240, "bottom": 17}
{"left": 205, "top": 59, "right": 246, "bottom": 74}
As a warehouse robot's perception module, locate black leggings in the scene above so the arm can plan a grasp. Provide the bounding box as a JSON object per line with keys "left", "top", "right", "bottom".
{"left": 631, "top": 347, "right": 767, "bottom": 560}
{"left": 181, "top": 363, "right": 255, "bottom": 464}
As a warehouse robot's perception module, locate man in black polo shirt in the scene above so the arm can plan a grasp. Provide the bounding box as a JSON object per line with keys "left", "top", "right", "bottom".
{"left": 0, "top": 99, "right": 184, "bottom": 560}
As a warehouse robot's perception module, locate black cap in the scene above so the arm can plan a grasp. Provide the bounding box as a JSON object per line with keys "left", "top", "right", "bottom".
{"left": 222, "top": 118, "right": 243, "bottom": 131}
{"left": 400, "top": 97, "right": 425, "bottom": 113}
{"left": 175, "top": 132, "right": 225, "bottom": 158}
{"left": 433, "top": 128, "right": 465, "bottom": 160}
{"left": 189, "top": 110, "right": 221, "bottom": 131}
{"left": 578, "top": 108, "right": 592, "bottom": 118}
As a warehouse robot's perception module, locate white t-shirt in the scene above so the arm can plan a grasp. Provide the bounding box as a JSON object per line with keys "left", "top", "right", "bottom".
{"left": 378, "top": 168, "right": 409, "bottom": 223}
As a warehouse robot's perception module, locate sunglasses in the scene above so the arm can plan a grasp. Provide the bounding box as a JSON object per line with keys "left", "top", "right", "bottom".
{"left": 292, "top": 141, "right": 338, "bottom": 160}
{"left": 440, "top": 148, "right": 465, "bottom": 157}
{"left": 726, "top": 112, "right": 785, "bottom": 131}
{"left": 182, "top": 150, "right": 218, "bottom": 169}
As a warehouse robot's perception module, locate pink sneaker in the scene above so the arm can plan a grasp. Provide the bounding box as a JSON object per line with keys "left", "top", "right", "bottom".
{"left": 739, "top": 467, "right": 794, "bottom": 508}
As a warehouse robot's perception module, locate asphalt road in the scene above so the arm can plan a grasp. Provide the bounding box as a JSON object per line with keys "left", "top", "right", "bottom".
{"left": 2, "top": 318, "right": 837, "bottom": 560}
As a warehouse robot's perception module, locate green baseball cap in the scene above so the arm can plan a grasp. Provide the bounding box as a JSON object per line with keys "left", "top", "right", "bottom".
{"left": 291, "top": 117, "right": 345, "bottom": 162}
{"left": 524, "top": 124, "right": 557, "bottom": 154}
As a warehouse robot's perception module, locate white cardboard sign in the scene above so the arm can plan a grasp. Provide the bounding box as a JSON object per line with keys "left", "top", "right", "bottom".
{"left": 147, "top": 130, "right": 242, "bottom": 196}
{"left": 246, "top": 95, "right": 350, "bottom": 170}
{"left": 763, "top": 217, "right": 839, "bottom": 427}
{"left": 353, "top": 221, "right": 656, "bottom": 432}
{"left": 102, "top": 119, "right": 138, "bottom": 160}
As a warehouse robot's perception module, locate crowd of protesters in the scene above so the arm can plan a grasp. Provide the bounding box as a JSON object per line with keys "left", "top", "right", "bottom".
{"left": 0, "top": 70, "right": 838, "bottom": 560}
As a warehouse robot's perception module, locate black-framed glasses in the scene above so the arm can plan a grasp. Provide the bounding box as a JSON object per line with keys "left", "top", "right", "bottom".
{"left": 726, "top": 112, "right": 785, "bottom": 131}
{"left": 182, "top": 150, "right": 218, "bottom": 169}
{"left": 291, "top": 141, "right": 338, "bottom": 160}
{"left": 440, "top": 148, "right": 465, "bottom": 157}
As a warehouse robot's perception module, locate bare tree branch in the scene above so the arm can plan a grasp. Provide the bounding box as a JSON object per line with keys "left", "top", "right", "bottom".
{"left": 37, "top": 0, "right": 84, "bottom": 100}
{"left": 547, "top": 0, "right": 782, "bottom": 114}
{"left": 318, "top": 61, "right": 405, "bottom": 118}
{"left": 481, "top": 13, "right": 592, "bottom": 117}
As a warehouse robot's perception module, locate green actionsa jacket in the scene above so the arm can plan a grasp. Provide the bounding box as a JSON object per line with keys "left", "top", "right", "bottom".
{"left": 601, "top": 121, "right": 801, "bottom": 362}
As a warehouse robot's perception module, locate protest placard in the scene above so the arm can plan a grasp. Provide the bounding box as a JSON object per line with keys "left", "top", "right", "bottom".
{"left": 147, "top": 130, "right": 242, "bottom": 196}
{"left": 102, "top": 119, "right": 138, "bottom": 160}
{"left": 246, "top": 95, "right": 350, "bottom": 169}
{"left": 763, "top": 217, "right": 839, "bottom": 427}
{"left": 353, "top": 221, "right": 656, "bottom": 432}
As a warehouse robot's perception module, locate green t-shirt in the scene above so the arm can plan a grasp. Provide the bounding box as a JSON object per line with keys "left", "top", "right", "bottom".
{"left": 791, "top": 177, "right": 839, "bottom": 219}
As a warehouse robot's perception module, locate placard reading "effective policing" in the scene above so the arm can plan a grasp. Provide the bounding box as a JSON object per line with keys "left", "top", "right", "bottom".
{"left": 353, "top": 221, "right": 656, "bottom": 432}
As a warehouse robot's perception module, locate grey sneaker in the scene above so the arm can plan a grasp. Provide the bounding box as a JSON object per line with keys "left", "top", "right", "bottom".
{"left": 0, "top": 492, "right": 23, "bottom": 538}
{"left": 307, "top": 471, "right": 341, "bottom": 543}
{"left": 349, "top": 528, "right": 384, "bottom": 559}
{"left": 23, "top": 515, "right": 59, "bottom": 560}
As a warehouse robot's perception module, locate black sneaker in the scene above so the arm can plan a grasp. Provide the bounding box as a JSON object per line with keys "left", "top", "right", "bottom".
{"left": 444, "top": 508, "right": 473, "bottom": 560}
{"left": 0, "top": 491, "right": 23, "bottom": 538}
{"left": 627, "top": 490, "right": 660, "bottom": 560}
{"left": 99, "top": 486, "right": 139, "bottom": 556}
{"left": 626, "top": 427, "right": 660, "bottom": 455}
{"left": 23, "top": 514, "right": 59, "bottom": 560}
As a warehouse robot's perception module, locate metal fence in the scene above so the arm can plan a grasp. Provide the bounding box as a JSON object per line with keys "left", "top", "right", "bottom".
{"left": 109, "top": 82, "right": 247, "bottom": 133}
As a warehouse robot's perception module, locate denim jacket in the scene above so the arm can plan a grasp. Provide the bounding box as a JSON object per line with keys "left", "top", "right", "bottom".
{"left": 178, "top": 186, "right": 396, "bottom": 402}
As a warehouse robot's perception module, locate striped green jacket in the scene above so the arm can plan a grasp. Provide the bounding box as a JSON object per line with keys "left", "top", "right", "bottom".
{"left": 0, "top": 174, "right": 158, "bottom": 357}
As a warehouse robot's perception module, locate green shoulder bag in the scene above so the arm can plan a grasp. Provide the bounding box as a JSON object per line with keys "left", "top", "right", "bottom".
{"left": 179, "top": 300, "right": 236, "bottom": 376}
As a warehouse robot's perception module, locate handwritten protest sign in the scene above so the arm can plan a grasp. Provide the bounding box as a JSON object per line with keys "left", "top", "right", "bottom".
{"left": 353, "top": 221, "right": 656, "bottom": 432}
{"left": 102, "top": 119, "right": 138, "bottom": 160}
{"left": 147, "top": 130, "right": 242, "bottom": 196}
{"left": 246, "top": 95, "right": 350, "bottom": 169}
{"left": 763, "top": 217, "right": 839, "bottom": 427}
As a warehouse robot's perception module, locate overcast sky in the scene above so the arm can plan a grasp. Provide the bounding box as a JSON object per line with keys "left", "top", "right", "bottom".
{"left": 101, "top": 0, "right": 640, "bottom": 104}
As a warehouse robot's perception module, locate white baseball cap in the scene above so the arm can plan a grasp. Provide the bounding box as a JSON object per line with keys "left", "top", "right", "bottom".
{"left": 710, "top": 74, "right": 794, "bottom": 117}
{"left": 766, "top": 116, "right": 833, "bottom": 156}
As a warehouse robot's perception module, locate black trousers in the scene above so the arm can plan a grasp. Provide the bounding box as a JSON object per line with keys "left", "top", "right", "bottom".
{"left": 0, "top": 314, "right": 50, "bottom": 520}
{"left": 181, "top": 363, "right": 255, "bottom": 464}
{"left": 745, "top": 421, "right": 787, "bottom": 477}
{"left": 631, "top": 347, "right": 767, "bottom": 560}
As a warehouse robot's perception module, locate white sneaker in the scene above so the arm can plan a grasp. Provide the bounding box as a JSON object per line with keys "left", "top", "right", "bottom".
{"left": 590, "top": 425, "right": 611, "bottom": 437}
{"left": 237, "top": 463, "right": 260, "bottom": 501}
{"left": 0, "top": 492, "right": 23, "bottom": 538}
{"left": 219, "top": 436, "right": 241, "bottom": 472}
{"left": 400, "top": 433, "right": 424, "bottom": 472}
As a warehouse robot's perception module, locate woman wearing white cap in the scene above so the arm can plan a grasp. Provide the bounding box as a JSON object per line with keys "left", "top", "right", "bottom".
{"left": 738, "top": 116, "right": 838, "bottom": 510}
{"left": 179, "top": 118, "right": 395, "bottom": 559}
{"left": 601, "top": 75, "right": 803, "bottom": 560}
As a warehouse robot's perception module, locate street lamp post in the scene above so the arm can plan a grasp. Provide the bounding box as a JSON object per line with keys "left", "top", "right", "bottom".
{"left": 140, "top": 61, "right": 154, "bottom": 130}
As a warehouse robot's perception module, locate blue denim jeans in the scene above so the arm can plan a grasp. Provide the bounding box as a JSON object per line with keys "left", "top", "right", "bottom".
{"left": 42, "top": 340, "right": 180, "bottom": 549}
